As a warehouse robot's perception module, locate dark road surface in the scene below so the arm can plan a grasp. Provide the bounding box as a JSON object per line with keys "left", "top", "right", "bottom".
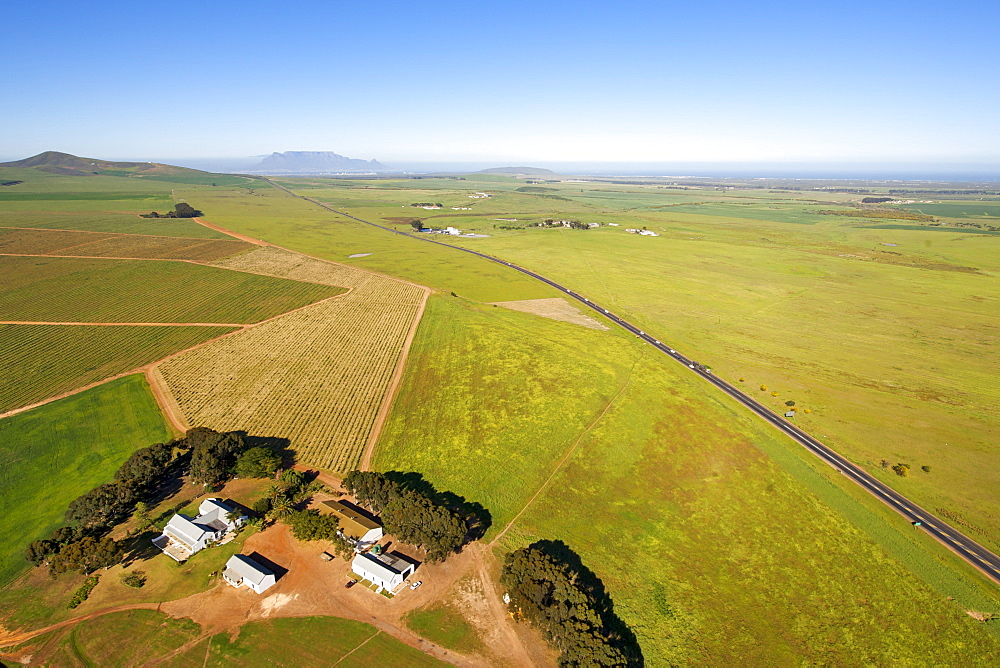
{"left": 267, "top": 179, "right": 1000, "bottom": 587}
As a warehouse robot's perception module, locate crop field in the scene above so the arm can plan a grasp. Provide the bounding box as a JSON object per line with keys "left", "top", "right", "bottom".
{"left": 159, "top": 246, "right": 426, "bottom": 471}
{"left": 376, "top": 295, "right": 1000, "bottom": 665}
{"left": 0, "top": 375, "right": 171, "bottom": 586}
{"left": 0, "top": 210, "right": 230, "bottom": 238}
{"left": 0, "top": 324, "right": 236, "bottom": 413}
{"left": 0, "top": 226, "right": 252, "bottom": 260}
{"left": 0, "top": 256, "right": 343, "bottom": 324}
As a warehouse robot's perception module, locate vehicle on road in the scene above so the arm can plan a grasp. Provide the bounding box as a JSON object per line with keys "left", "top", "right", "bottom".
{"left": 410, "top": 580, "right": 423, "bottom": 590}
{"left": 345, "top": 580, "right": 357, "bottom": 588}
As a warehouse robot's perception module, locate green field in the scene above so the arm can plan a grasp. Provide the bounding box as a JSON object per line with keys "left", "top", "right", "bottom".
{"left": 0, "top": 256, "right": 345, "bottom": 324}
{"left": 185, "top": 616, "right": 445, "bottom": 667}
{"left": 375, "top": 295, "right": 1000, "bottom": 664}
{"left": 0, "top": 375, "right": 171, "bottom": 586}
{"left": 0, "top": 324, "right": 235, "bottom": 412}
{"left": 2, "top": 611, "right": 425, "bottom": 667}
{"left": 404, "top": 602, "right": 486, "bottom": 656}
{"left": 0, "top": 210, "right": 230, "bottom": 238}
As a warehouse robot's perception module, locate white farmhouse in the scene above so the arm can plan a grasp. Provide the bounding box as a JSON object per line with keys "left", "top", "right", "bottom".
{"left": 223, "top": 554, "right": 277, "bottom": 594}
{"left": 351, "top": 552, "right": 415, "bottom": 594}
{"left": 152, "top": 498, "right": 246, "bottom": 562}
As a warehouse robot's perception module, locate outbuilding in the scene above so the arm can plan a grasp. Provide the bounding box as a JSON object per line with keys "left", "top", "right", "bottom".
{"left": 351, "top": 552, "right": 415, "bottom": 594}
{"left": 223, "top": 554, "right": 277, "bottom": 594}
{"left": 321, "top": 500, "right": 383, "bottom": 549}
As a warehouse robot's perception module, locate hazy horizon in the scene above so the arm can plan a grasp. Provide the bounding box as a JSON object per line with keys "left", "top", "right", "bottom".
{"left": 3, "top": 1, "right": 998, "bottom": 168}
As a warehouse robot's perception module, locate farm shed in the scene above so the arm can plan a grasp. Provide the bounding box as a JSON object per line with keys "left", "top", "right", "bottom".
{"left": 223, "top": 554, "right": 277, "bottom": 594}
{"left": 351, "top": 552, "right": 415, "bottom": 593}
{"left": 321, "top": 500, "right": 383, "bottom": 549}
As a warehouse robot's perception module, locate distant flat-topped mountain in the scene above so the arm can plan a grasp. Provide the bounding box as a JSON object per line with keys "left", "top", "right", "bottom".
{"left": 0, "top": 151, "right": 211, "bottom": 179}
{"left": 247, "top": 151, "right": 390, "bottom": 174}
{"left": 475, "top": 166, "right": 556, "bottom": 175}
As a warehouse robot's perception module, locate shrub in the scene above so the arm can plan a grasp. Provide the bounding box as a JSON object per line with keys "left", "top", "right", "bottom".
{"left": 785, "top": 400, "right": 796, "bottom": 407}
{"left": 68, "top": 575, "right": 100, "bottom": 608}
{"left": 760, "top": 385, "right": 767, "bottom": 391}
{"left": 921, "top": 465, "right": 931, "bottom": 473}
{"left": 892, "top": 463, "right": 910, "bottom": 477}
{"left": 121, "top": 570, "right": 146, "bottom": 588}
{"left": 770, "top": 391, "right": 779, "bottom": 397}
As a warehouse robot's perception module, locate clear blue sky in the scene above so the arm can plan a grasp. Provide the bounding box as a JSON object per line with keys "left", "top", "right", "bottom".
{"left": 2, "top": 0, "right": 998, "bottom": 166}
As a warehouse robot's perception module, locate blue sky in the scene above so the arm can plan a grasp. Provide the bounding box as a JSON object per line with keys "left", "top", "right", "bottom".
{"left": 2, "top": 0, "right": 998, "bottom": 166}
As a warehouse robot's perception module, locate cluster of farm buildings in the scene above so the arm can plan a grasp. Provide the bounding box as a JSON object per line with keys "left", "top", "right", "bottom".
{"left": 152, "top": 497, "right": 419, "bottom": 596}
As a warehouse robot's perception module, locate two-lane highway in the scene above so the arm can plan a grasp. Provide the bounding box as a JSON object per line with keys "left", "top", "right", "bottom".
{"left": 266, "top": 179, "right": 1000, "bottom": 586}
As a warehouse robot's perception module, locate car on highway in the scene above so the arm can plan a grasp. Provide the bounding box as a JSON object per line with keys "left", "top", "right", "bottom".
{"left": 410, "top": 580, "right": 423, "bottom": 590}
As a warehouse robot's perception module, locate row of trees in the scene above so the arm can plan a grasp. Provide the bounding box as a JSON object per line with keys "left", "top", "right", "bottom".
{"left": 343, "top": 471, "right": 480, "bottom": 562}
{"left": 500, "top": 541, "right": 641, "bottom": 667}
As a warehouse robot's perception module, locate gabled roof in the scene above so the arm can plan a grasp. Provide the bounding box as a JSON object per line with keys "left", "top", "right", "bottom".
{"left": 163, "top": 514, "right": 208, "bottom": 548}
{"left": 224, "top": 554, "right": 274, "bottom": 585}
{"left": 353, "top": 553, "right": 408, "bottom": 582}
{"left": 322, "top": 501, "right": 381, "bottom": 540}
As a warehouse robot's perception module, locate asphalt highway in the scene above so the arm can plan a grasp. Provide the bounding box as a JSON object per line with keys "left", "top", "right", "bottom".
{"left": 267, "top": 180, "right": 1000, "bottom": 587}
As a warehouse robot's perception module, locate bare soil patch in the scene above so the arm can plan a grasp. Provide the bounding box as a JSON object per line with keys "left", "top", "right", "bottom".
{"left": 491, "top": 298, "right": 608, "bottom": 330}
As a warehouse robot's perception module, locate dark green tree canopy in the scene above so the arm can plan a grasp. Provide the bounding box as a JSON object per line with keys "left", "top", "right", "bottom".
{"left": 235, "top": 446, "right": 282, "bottom": 479}
{"left": 500, "top": 541, "right": 641, "bottom": 667}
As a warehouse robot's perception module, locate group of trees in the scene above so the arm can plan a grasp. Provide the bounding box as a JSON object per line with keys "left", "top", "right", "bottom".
{"left": 500, "top": 541, "right": 641, "bottom": 667}
{"left": 26, "top": 428, "right": 274, "bottom": 576}
{"left": 140, "top": 202, "right": 203, "bottom": 218}
{"left": 343, "top": 471, "right": 476, "bottom": 562}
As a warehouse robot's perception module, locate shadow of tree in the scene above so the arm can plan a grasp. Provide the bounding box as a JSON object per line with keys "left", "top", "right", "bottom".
{"left": 382, "top": 470, "right": 492, "bottom": 542}
{"left": 528, "top": 539, "right": 644, "bottom": 667}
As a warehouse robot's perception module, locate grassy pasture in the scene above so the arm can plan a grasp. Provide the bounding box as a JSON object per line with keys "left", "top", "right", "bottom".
{"left": 0, "top": 256, "right": 344, "bottom": 324}
{"left": 278, "top": 175, "right": 1000, "bottom": 545}
{"left": 404, "top": 602, "right": 485, "bottom": 656}
{"left": 7, "top": 610, "right": 202, "bottom": 667}
{"left": 0, "top": 375, "right": 171, "bottom": 586}
{"left": 375, "top": 295, "right": 1000, "bottom": 664}
{"left": 0, "top": 324, "right": 235, "bottom": 413}
{"left": 447, "top": 221, "right": 1000, "bottom": 545}
{"left": 187, "top": 616, "right": 444, "bottom": 667}
{"left": 896, "top": 201, "right": 1000, "bottom": 218}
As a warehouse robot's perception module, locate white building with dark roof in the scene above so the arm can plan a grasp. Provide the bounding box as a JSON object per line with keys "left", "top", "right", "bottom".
{"left": 351, "top": 552, "right": 415, "bottom": 593}
{"left": 152, "top": 498, "right": 246, "bottom": 562}
{"left": 223, "top": 554, "right": 277, "bottom": 594}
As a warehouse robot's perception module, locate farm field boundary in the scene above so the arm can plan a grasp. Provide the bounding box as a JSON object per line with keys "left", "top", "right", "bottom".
{"left": 0, "top": 226, "right": 252, "bottom": 260}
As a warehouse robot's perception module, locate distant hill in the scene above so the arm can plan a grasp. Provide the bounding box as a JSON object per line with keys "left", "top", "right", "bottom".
{"left": 0, "top": 151, "right": 250, "bottom": 186}
{"left": 475, "top": 166, "right": 556, "bottom": 175}
{"left": 246, "top": 151, "right": 390, "bottom": 174}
